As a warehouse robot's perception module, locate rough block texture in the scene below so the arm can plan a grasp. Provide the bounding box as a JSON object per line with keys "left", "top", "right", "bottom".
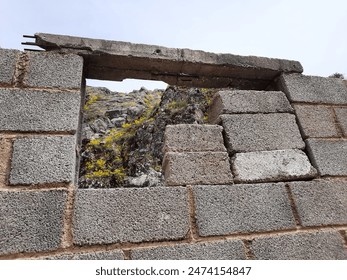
{"left": 221, "top": 113, "right": 305, "bottom": 153}
{"left": 0, "top": 190, "right": 67, "bottom": 255}
{"left": 163, "top": 124, "right": 226, "bottom": 152}
{"left": 10, "top": 136, "right": 76, "bottom": 185}
{"left": 232, "top": 149, "right": 317, "bottom": 183}
{"left": 0, "top": 49, "right": 19, "bottom": 84}
{"left": 163, "top": 152, "right": 232, "bottom": 185}
{"left": 280, "top": 74, "right": 347, "bottom": 104}
{"left": 306, "top": 139, "right": 347, "bottom": 176}
{"left": 209, "top": 90, "right": 293, "bottom": 123}
{"left": 193, "top": 184, "right": 295, "bottom": 236}
{"left": 289, "top": 180, "right": 347, "bottom": 226}
{"left": 25, "top": 52, "right": 83, "bottom": 89}
{"left": 251, "top": 231, "right": 347, "bottom": 259}
{"left": 0, "top": 88, "right": 80, "bottom": 132}
{"left": 334, "top": 107, "right": 347, "bottom": 136}
{"left": 42, "top": 250, "right": 124, "bottom": 260}
{"left": 131, "top": 240, "right": 246, "bottom": 260}
{"left": 293, "top": 105, "right": 338, "bottom": 138}
{"left": 73, "top": 187, "right": 189, "bottom": 245}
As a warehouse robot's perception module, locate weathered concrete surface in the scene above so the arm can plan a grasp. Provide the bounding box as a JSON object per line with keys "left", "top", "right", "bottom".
{"left": 294, "top": 105, "right": 338, "bottom": 138}
{"left": 34, "top": 33, "right": 303, "bottom": 89}
{"left": 280, "top": 74, "right": 347, "bottom": 104}
{"left": 232, "top": 149, "right": 317, "bottom": 183}
{"left": 251, "top": 231, "right": 347, "bottom": 259}
{"left": 289, "top": 180, "right": 347, "bottom": 226}
{"left": 221, "top": 113, "right": 305, "bottom": 153}
{"left": 209, "top": 90, "right": 293, "bottom": 123}
{"left": 9, "top": 136, "right": 76, "bottom": 185}
{"left": 25, "top": 52, "right": 83, "bottom": 89}
{"left": 306, "top": 139, "right": 347, "bottom": 176}
{"left": 0, "top": 137, "right": 12, "bottom": 186}
{"left": 0, "top": 190, "right": 67, "bottom": 255}
{"left": 0, "top": 88, "right": 80, "bottom": 132}
{"left": 0, "top": 49, "right": 19, "bottom": 85}
{"left": 193, "top": 184, "right": 295, "bottom": 236}
{"left": 73, "top": 187, "right": 189, "bottom": 245}
{"left": 41, "top": 250, "right": 124, "bottom": 260}
{"left": 131, "top": 240, "right": 246, "bottom": 260}
{"left": 334, "top": 107, "right": 347, "bottom": 136}
{"left": 163, "top": 124, "right": 226, "bottom": 152}
{"left": 163, "top": 152, "right": 232, "bottom": 185}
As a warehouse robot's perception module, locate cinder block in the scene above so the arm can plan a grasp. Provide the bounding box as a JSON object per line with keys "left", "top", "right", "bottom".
{"left": 163, "top": 124, "right": 226, "bottom": 152}
{"left": 289, "top": 180, "right": 347, "bottom": 226}
{"left": 9, "top": 136, "right": 76, "bottom": 185}
{"left": 280, "top": 74, "right": 347, "bottom": 104}
{"left": 0, "top": 190, "right": 67, "bottom": 255}
{"left": 294, "top": 105, "right": 338, "bottom": 138}
{"left": 73, "top": 187, "right": 189, "bottom": 245}
{"left": 221, "top": 113, "right": 304, "bottom": 153}
{"left": 209, "top": 90, "right": 293, "bottom": 123}
{"left": 42, "top": 250, "right": 124, "bottom": 260}
{"left": 0, "top": 49, "right": 19, "bottom": 84}
{"left": 25, "top": 52, "right": 83, "bottom": 89}
{"left": 131, "top": 240, "right": 246, "bottom": 260}
{"left": 306, "top": 139, "right": 347, "bottom": 176}
{"left": 251, "top": 231, "right": 347, "bottom": 259}
{"left": 163, "top": 152, "right": 232, "bottom": 185}
{"left": 193, "top": 184, "right": 295, "bottom": 236}
{"left": 0, "top": 88, "right": 80, "bottom": 132}
{"left": 334, "top": 107, "right": 347, "bottom": 136}
{"left": 232, "top": 149, "right": 317, "bottom": 183}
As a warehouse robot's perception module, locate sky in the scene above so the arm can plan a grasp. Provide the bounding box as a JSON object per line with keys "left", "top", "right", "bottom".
{"left": 1, "top": 0, "right": 346, "bottom": 92}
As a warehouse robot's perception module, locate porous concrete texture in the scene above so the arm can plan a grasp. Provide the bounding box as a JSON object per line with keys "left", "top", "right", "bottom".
{"left": 289, "top": 180, "right": 347, "bottom": 226}
{"left": 251, "top": 231, "right": 347, "bottom": 260}
{"left": 208, "top": 90, "right": 293, "bottom": 123}
{"left": 163, "top": 124, "right": 226, "bottom": 152}
{"left": 293, "top": 105, "right": 338, "bottom": 138}
{"left": 9, "top": 136, "right": 76, "bottom": 185}
{"left": 306, "top": 139, "right": 347, "bottom": 176}
{"left": 163, "top": 152, "right": 232, "bottom": 185}
{"left": 131, "top": 240, "right": 246, "bottom": 260}
{"left": 221, "top": 113, "right": 305, "bottom": 153}
{"left": 193, "top": 184, "right": 295, "bottom": 236}
{"left": 42, "top": 250, "right": 124, "bottom": 260}
{"left": 0, "top": 49, "right": 19, "bottom": 84}
{"left": 232, "top": 149, "right": 317, "bottom": 183}
{"left": 280, "top": 74, "right": 347, "bottom": 104}
{"left": 334, "top": 107, "right": 347, "bottom": 136}
{"left": 25, "top": 51, "right": 83, "bottom": 89}
{"left": 0, "top": 190, "right": 67, "bottom": 255}
{"left": 73, "top": 187, "right": 189, "bottom": 245}
{"left": 0, "top": 88, "right": 80, "bottom": 132}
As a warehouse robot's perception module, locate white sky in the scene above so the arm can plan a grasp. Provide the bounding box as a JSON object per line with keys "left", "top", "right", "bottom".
{"left": 1, "top": 0, "right": 346, "bottom": 92}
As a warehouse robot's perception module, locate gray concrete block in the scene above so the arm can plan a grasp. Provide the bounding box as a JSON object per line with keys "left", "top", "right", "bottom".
{"left": 0, "top": 190, "right": 67, "bottom": 254}
{"left": 280, "top": 74, "right": 347, "bottom": 104}
{"left": 193, "top": 184, "right": 295, "bottom": 236}
{"left": 221, "top": 113, "right": 305, "bottom": 153}
{"left": 289, "top": 180, "right": 347, "bottom": 226}
{"left": 25, "top": 52, "right": 83, "bottom": 89}
{"left": 73, "top": 187, "right": 189, "bottom": 245}
{"left": 294, "top": 105, "right": 338, "bottom": 138}
{"left": 251, "top": 231, "right": 347, "bottom": 259}
{"left": 163, "top": 124, "right": 226, "bottom": 152}
{"left": 131, "top": 240, "right": 246, "bottom": 260}
{"left": 0, "top": 88, "right": 80, "bottom": 132}
{"left": 334, "top": 107, "right": 347, "bottom": 136}
{"left": 163, "top": 152, "right": 233, "bottom": 185}
{"left": 9, "top": 136, "right": 76, "bottom": 185}
{"left": 42, "top": 250, "right": 124, "bottom": 260}
{"left": 306, "top": 139, "right": 347, "bottom": 176}
{"left": 209, "top": 90, "right": 293, "bottom": 123}
{"left": 0, "top": 49, "right": 19, "bottom": 84}
{"left": 232, "top": 149, "right": 317, "bottom": 183}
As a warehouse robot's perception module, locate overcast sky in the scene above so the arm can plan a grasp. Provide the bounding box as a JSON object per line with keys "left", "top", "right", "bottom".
{"left": 1, "top": 0, "right": 346, "bottom": 92}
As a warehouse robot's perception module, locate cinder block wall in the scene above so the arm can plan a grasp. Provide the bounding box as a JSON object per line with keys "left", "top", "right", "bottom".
{"left": 0, "top": 48, "right": 346, "bottom": 260}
